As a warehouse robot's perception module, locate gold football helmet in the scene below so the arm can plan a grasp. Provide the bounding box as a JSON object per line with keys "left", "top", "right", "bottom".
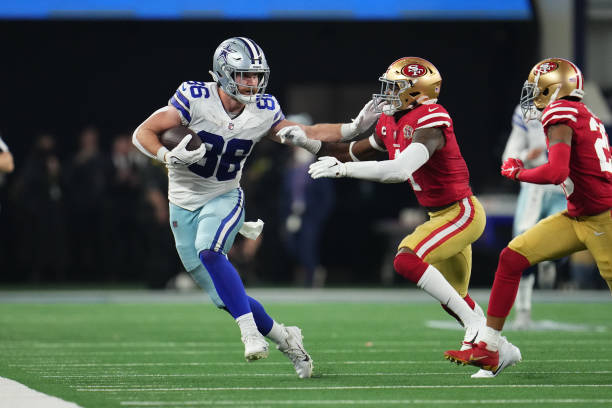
{"left": 520, "top": 57, "right": 584, "bottom": 120}
{"left": 373, "top": 57, "right": 442, "bottom": 115}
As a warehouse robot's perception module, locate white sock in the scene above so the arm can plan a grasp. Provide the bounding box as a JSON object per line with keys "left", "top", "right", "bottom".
{"left": 235, "top": 313, "right": 259, "bottom": 338}
{"left": 516, "top": 274, "right": 535, "bottom": 312}
{"left": 477, "top": 326, "right": 501, "bottom": 351}
{"left": 266, "top": 321, "right": 288, "bottom": 344}
{"left": 417, "top": 265, "right": 481, "bottom": 328}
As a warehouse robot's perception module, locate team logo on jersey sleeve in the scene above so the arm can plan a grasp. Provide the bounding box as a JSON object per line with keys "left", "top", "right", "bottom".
{"left": 403, "top": 125, "right": 414, "bottom": 139}
{"left": 402, "top": 64, "right": 427, "bottom": 77}
{"left": 536, "top": 61, "right": 558, "bottom": 74}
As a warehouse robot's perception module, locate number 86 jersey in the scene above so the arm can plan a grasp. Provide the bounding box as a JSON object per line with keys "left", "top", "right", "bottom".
{"left": 541, "top": 100, "right": 612, "bottom": 216}
{"left": 167, "top": 81, "right": 285, "bottom": 210}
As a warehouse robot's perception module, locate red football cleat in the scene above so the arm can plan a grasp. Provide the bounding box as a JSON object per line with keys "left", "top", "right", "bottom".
{"left": 444, "top": 341, "right": 500, "bottom": 372}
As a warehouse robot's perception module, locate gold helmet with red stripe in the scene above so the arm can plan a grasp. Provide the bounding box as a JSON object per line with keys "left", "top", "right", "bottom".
{"left": 373, "top": 57, "right": 442, "bottom": 115}
{"left": 520, "top": 57, "right": 584, "bottom": 120}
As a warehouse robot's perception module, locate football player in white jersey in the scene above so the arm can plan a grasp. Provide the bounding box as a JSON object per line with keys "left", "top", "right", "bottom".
{"left": 502, "top": 105, "right": 566, "bottom": 330}
{"left": 132, "top": 37, "right": 379, "bottom": 378}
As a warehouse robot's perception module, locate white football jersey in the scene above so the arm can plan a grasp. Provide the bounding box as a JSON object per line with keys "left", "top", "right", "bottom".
{"left": 167, "top": 81, "right": 284, "bottom": 210}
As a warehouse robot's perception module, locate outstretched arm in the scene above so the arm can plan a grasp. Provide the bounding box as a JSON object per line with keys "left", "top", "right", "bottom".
{"left": 309, "top": 128, "right": 444, "bottom": 183}
{"left": 269, "top": 100, "right": 382, "bottom": 143}
{"left": 501, "top": 124, "right": 572, "bottom": 185}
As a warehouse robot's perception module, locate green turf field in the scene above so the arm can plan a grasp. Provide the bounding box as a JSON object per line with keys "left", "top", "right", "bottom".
{"left": 0, "top": 295, "right": 611, "bottom": 407}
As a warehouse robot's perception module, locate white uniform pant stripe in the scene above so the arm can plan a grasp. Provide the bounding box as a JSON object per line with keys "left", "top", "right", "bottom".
{"left": 212, "top": 189, "right": 244, "bottom": 252}
{"left": 416, "top": 198, "right": 472, "bottom": 258}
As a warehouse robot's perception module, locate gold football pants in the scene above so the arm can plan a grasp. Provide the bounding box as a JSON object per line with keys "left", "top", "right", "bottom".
{"left": 398, "top": 196, "right": 486, "bottom": 297}
{"left": 509, "top": 209, "right": 612, "bottom": 291}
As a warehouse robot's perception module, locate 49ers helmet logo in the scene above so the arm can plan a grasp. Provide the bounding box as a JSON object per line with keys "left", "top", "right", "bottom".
{"left": 402, "top": 64, "right": 427, "bottom": 77}
{"left": 536, "top": 61, "right": 558, "bottom": 74}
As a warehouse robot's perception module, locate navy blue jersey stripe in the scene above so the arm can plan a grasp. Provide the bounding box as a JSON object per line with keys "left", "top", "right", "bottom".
{"left": 236, "top": 37, "right": 257, "bottom": 63}
{"left": 175, "top": 90, "right": 190, "bottom": 109}
{"left": 170, "top": 98, "right": 191, "bottom": 123}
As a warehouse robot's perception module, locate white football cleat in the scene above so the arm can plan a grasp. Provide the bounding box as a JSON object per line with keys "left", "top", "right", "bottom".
{"left": 242, "top": 333, "right": 269, "bottom": 362}
{"left": 277, "top": 326, "right": 313, "bottom": 378}
{"left": 471, "top": 336, "right": 522, "bottom": 378}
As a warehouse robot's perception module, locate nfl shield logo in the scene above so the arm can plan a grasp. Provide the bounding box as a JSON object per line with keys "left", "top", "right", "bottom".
{"left": 172, "top": 221, "right": 178, "bottom": 228}
{"left": 228, "top": 122, "right": 234, "bottom": 130}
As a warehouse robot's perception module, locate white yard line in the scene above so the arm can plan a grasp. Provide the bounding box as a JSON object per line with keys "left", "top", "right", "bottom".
{"left": 118, "top": 399, "right": 612, "bottom": 406}
{"left": 12, "top": 358, "right": 612, "bottom": 369}
{"left": 0, "top": 376, "right": 82, "bottom": 408}
{"left": 77, "top": 384, "right": 612, "bottom": 392}
{"left": 43, "top": 370, "right": 612, "bottom": 379}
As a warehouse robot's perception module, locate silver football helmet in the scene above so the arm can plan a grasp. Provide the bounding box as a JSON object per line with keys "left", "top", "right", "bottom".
{"left": 209, "top": 37, "right": 270, "bottom": 104}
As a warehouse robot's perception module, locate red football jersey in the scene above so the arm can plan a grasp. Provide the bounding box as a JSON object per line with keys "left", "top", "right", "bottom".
{"left": 375, "top": 103, "right": 472, "bottom": 207}
{"left": 541, "top": 100, "right": 612, "bottom": 216}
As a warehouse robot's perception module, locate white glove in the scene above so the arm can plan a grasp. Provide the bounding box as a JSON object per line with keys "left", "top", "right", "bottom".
{"left": 308, "top": 156, "right": 347, "bottom": 179}
{"left": 277, "top": 125, "right": 322, "bottom": 154}
{"left": 340, "top": 100, "right": 384, "bottom": 141}
{"left": 164, "top": 135, "right": 207, "bottom": 167}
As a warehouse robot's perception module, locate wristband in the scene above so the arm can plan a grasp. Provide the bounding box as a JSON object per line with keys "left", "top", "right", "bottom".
{"left": 368, "top": 134, "right": 386, "bottom": 152}
{"left": 340, "top": 123, "right": 357, "bottom": 141}
{"left": 302, "top": 139, "right": 322, "bottom": 155}
{"left": 349, "top": 141, "right": 360, "bottom": 162}
{"left": 156, "top": 146, "right": 169, "bottom": 163}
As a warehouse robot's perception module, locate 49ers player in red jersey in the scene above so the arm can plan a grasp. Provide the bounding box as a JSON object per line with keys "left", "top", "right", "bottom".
{"left": 445, "top": 57, "right": 612, "bottom": 376}
{"left": 302, "top": 57, "right": 512, "bottom": 357}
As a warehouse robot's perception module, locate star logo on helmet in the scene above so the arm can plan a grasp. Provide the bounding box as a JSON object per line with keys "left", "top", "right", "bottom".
{"left": 218, "top": 43, "right": 236, "bottom": 64}
{"left": 402, "top": 64, "right": 427, "bottom": 77}
{"left": 536, "top": 61, "right": 558, "bottom": 74}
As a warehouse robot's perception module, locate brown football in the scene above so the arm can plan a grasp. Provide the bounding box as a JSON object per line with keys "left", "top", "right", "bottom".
{"left": 160, "top": 126, "right": 202, "bottom": 151}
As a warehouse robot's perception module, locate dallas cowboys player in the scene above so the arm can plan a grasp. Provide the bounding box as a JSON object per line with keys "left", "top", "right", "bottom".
{"left": 132, "top": 37, "right": 379, "bottom": 378}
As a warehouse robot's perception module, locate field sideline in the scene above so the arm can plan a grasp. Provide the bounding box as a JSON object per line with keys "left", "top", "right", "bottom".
{"left": 0, "top": 288, "right": 611, "bottom": 408}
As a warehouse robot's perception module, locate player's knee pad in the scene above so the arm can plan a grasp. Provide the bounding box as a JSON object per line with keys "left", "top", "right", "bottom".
{"left": 497, "top": 247, "right": 530, "bottom": 283}
{"left": 393, "top": 252, "right": 429, "bottom": 283}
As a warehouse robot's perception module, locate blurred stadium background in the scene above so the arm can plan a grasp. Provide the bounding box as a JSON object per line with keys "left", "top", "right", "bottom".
{"left": 0, "top": 0, "right": 610, "bottom": 290}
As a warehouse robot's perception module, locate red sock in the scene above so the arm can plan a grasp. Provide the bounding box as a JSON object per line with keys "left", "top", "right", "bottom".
{"left": 393, "top": 252, "right": 429, "bottom": 283}
{"left": 487, "top": 247, "right": 531, "bottom": 318}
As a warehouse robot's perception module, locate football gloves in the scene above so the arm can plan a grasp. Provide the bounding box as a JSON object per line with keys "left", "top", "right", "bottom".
{"left": 340, "top": 100, "right": 385, "bottom": 141}
{"left": 501, "top": 157, "right": 524, "bottom": 180}
{"left": 165, "top": 135, "right": 207, "bottom": 167}
{"left": 277, "top": 125, "right": 322, "bottom": 154}
{"left": 308, "top": 156, "right": 347, "bottom": 179}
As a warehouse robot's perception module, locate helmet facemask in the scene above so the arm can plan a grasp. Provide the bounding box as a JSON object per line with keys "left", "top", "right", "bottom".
{"left": 373, "top": 78, "right": 420, "bottom": 115}
{"left": 520, "top": 80, "right": 542, "bottom": 122}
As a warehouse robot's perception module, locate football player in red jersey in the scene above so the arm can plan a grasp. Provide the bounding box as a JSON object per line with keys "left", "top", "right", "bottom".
{"left": 282, "top": 57, "right": 498, "bottom": 353}
{"left": 445, "top": 57, "right": 612, "bottom": 376}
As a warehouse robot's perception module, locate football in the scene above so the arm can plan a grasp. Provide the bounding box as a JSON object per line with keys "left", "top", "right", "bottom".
{"left": 160, "top": 126, "right": 202, "bottom": 151}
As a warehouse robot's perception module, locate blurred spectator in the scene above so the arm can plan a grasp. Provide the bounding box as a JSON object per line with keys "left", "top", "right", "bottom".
{"left": 13, "top": 133, "right": 67, "bottom": 281}
{"left": 0, "top": 134, "right": 15, "bottom": 213}
{"left": 65, "top": 126, "right": 112, "bottom": 279}
{"left": 0, "top": 134, "right": 15, "bottom": 270}
{"left": 280, "top": 113, "right": 335, "bottom": 287}
{"left": 105, "top": 133, "right": 147, "bottom": 280}
{"left": 0, "top": 135, "right": 14, "bottom": 175}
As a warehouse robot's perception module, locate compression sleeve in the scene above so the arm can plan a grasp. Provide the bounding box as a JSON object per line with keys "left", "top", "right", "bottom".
{"left": 516, "top": 142, "right": 571, "bottom": 185}
{"left": 343, "top": 142, "right": 430, "bottom": 183}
